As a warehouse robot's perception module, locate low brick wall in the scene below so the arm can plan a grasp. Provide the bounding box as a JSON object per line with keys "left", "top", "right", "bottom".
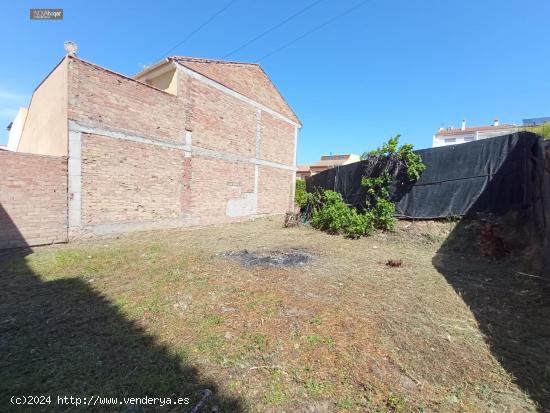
{"left": 0, "top": 151, "right": 67, "bottom": 249}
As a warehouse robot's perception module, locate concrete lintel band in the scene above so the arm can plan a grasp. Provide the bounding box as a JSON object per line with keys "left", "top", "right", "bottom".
{"left": 68, "top": 121, "right": 296, "bottom": 172}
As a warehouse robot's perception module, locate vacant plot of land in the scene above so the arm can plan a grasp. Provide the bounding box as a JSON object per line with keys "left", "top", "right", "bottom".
{"left": 1, "top": 218, "right": 548, "bottom": 412}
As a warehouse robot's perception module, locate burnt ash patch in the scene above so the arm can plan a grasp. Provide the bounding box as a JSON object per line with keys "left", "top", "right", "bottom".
{"left": 219, "top": 249, "right": 311, "bottom": 268}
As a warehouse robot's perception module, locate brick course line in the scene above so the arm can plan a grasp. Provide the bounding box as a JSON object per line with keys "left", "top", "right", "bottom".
{"left": 68, "top": 120, "right": 296, "bottom": 171}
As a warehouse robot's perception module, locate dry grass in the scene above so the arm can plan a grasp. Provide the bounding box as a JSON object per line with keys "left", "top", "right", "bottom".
{"left": 1, "top": 217, "right": 548, "bottom": 412}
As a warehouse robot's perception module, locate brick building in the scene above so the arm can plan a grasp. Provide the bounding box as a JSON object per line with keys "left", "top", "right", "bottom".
{"left": 0, "top": 53, "right": 300, "bottom": 248}
{"left": 296, "top": 154, "right": 360, "bottom": 179}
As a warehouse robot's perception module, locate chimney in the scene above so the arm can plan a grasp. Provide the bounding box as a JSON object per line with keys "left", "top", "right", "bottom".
{"left": 64, "top": 41, "right": 78, "bottom": 56}
{"left": 461, "top": 119, "right": 466, "bottom": 131}
{"left": 493, "top": 118, "right": 499, "bottom": 127}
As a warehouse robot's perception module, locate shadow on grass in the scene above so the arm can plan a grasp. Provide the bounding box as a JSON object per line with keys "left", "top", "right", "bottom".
{"left": 433, "top": 134, "right": 550, "bottom": 412}
{"left": 0, "top": 206, "right": 243, "bottom": 412}
{"left": 433, "top": 221, "right": 550, "bottom": 411}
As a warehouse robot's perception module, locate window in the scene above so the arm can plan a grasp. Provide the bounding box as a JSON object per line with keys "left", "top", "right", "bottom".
{"left": 444, "top": 138, "right": 456, "bottom": 143}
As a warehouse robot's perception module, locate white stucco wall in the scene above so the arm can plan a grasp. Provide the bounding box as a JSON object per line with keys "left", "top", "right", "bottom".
{"left": 18, "top": 58, "right": 68, "bottom": 156}
{"left": 433, "top": 127, "right": 519, "bottom": 147}
{"left": 7, "top": 107, "right": 28, "bottom": 151}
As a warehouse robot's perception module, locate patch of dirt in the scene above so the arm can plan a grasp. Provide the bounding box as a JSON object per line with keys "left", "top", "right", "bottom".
{"left": 218, "top": 249, "right": 312, "bottom": 267}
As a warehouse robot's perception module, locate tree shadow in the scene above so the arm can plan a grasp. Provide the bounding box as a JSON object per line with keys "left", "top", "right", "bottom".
{"left": 432, "top": 136, "right": 550, "bottom": 411}
{"left": 0, "top": 205, "right": 244, "bottom": 412}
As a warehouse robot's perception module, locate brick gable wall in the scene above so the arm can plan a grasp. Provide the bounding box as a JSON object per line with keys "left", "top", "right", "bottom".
{"left": 68, "top": 58, "right": 186, "bottom": 142}
{"left": 65, "top": 57, "right": 297, "bottom": 238}
{"left": 184, "top": 73, "right": 257, "bottom": 156}
{"left": 0, "top": 151, "right": 67, "bottom": 249}
{"left": 260, "top": 112, "right": 295, "bottom": 166}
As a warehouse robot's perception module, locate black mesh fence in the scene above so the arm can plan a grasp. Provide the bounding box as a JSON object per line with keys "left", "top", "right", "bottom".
{"left": 306, "top": 132, "right": 546, "bottom": 220}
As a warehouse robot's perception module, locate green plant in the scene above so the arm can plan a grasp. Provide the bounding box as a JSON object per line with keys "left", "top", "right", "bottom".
{"left": 307, "top": 136, "right": 424, "bottom": 238}
{"left": 336, "top": 397, "right": 354, "bottom": 409}
{"left": 398, "top": 142, "right": 426, "bottom": 181}
{"left": 387, "top": 393, "right": 407, "bottom": 412}
{"left": 361, "top": 135, "right": 426, "bottom": 184}
{"left": 310, "top": 191, "right": 374, "bottom": 238}
{"left": 304, "top": 378, "right": 326, "bottom": 396}
{"left": 360, "top": 135, "right": 426, "bottom": 230}
{"left": 361, "top": 172, "right": 391, "bottom": 202}
{"left": 372, "top": 198, "right": 396, "bottom": 230}
{"left": 522, "top": 122, "right": 550, "bottom": 139}
{"left": 295, "top": 179, "right": 312, "bottom": 209}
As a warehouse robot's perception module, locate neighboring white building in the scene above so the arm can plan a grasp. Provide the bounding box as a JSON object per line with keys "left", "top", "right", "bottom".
{"left": 433, "top": 119, "right": 519, "bottom": 147}
{"left": 6, "top": 107, "right": 28, "bottom": 151}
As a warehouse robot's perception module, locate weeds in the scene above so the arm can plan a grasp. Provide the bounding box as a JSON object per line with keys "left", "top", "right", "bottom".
{"left": 387, "top": 393, "right": 408, "bottom": 412}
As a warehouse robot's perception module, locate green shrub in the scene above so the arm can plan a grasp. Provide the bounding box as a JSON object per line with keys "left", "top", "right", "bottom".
{"left": 361, "top": 172, "right": 391, "bottom": 202}
{"left": 398, "top": 142, "right": 426, "bottom": 181}
{"left": 372, "top": 198, "right": 396, "bottom": 230}
{"left": 295, "top": 179, "right": 311, "bottom": 209}
{"left": 306, "top": 136, "right": 425, "bottom": 239}
{"left": 310, "top": 191, "right": 374, "bottom": 238}
{"left": 310, "top": 191, "right": 351, "bottom": 233}
{"left": 345, "top": 210, "right": 375, "bottom": 238}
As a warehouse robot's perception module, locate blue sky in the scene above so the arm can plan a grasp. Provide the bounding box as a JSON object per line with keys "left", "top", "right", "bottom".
{"left": 0, "top": 0, "right": 549, "bottom": 164}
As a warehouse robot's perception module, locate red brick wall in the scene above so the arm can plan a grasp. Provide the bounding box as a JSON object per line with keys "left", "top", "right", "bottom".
{"left": 0, "top": 151, "right": 67, "bottom": 249}
{"left": 69, "top": 59, "right": 297, "bottom": 234}
{"left": 68, "top": 58, "right": 186, "bottom": 143}
{"left": 183, "top": 73, "right": 257, "bottom": 156}
{"left": 81, "top": 134, "right": 185, "bottom": 226}
{"left": 260, "top": 112, "right": 295, "bottom": 165}
{"left": 189, "top": 155, "right": 256, "bottom": 225}
{"left": 178, "top": 60, "right": 299, "bottom": 124}
{"left": 257, "top": 166, "right": 294, "bottom": 214}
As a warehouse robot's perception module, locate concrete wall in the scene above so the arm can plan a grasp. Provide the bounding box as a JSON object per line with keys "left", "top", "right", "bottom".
{"left": 0, "top": 151, "right": 67, "bottom": 249}
{"left": 18, "top": 59, "right": 68, "bottom": 156}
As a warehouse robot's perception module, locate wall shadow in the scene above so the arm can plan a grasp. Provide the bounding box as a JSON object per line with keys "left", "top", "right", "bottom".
{"left": 0, "top": 205, "right": 243, "bottom": 412}
{"left": 432, "top": 137, "right": 550, "bottom": 411}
